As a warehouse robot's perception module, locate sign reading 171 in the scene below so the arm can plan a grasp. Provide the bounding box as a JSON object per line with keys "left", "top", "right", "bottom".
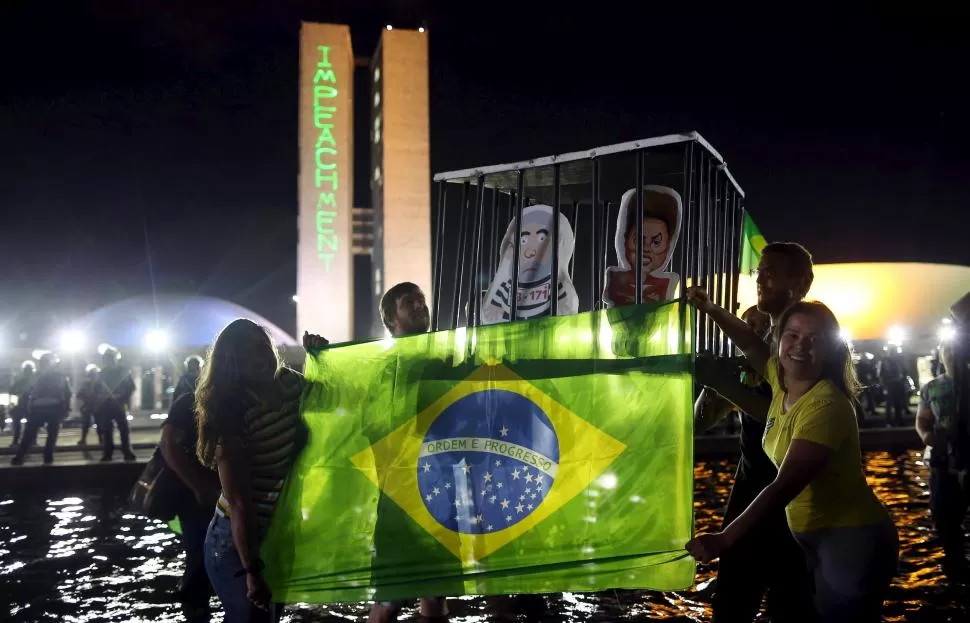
{"left": 313, "top": 45, "right": 339, "bottom": 272}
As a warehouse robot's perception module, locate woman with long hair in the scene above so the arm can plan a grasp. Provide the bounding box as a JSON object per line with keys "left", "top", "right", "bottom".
{"left": 685, "top": 291, "right": 898, "bottom": 622}
{"left": 196, "top": 319, "right": 325, "bottom": 622}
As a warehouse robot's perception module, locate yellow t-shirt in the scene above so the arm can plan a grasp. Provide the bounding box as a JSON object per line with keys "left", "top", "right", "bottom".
{"left": 763, "top": 358, "right": 888, "bottom": 533}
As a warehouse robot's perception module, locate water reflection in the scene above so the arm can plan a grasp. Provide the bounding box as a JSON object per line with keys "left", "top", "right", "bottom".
{"left": 0, "top": 451, "right": 965, "bottom": 622}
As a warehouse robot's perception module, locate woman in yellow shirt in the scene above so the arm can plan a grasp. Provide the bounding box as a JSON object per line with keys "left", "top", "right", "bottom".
{"left": 685, "top": 291, "right": 898, "bottom": 622}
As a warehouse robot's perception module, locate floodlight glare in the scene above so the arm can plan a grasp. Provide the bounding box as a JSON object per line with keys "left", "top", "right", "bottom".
{"left": 144, "top": 329, "right": 170, "bottom": 353}
{"left": 58, "top": 328, "right": 86, "bottom": 354}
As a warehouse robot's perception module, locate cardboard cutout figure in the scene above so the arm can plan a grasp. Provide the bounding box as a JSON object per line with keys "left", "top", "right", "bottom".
{"left": 481, "top": 204, "right": 579, "bottom": 325}
{"left": 603, "top": 186, "right": 683, "bottom": 308}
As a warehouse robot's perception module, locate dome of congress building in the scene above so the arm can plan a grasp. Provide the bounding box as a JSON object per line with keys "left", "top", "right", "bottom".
{"left": 74, "top": 294, "right": 297, "bottom": 350}
{"left": 736, "top": 262, "right": 970, "bottom": 348}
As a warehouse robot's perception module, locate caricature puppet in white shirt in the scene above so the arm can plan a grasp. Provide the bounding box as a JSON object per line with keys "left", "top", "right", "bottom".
{"left": 603, "top": 185, "right": 683, "bottom": 307}
{"left": 481, "top": 204, "right": 579, "bottom": 325}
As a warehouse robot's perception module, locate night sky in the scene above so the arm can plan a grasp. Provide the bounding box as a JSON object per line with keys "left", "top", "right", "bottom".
{"left": 2, "top": 1, "right": 968, "bottom": 338}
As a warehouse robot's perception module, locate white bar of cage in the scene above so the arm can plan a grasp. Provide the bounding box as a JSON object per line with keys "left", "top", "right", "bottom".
{"left": 432, "top": 131, "right": 744, "bottom": 198}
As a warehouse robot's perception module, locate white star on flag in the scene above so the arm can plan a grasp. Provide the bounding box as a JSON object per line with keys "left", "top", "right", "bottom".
{"left": 530, "top": 493, "right": 537, "bottom": 500}
{"left": 519, "top": 495, "right": 525, "bottom": 501}
{"left": 444, "top": 482, "right": 451, "bottom": 490}
{"left": 497, "top": 482, "right": 504, "bottom": 489}
{"left": 432, "top": 487, "right": 440, "bottom": 496}
{"left": 500, "top": 499, "right": 510, "bottom": 510}
{"left": 459, "top": 462, "right": 472, "bottom": 475}
{"left": 524, "top": 473, "right": 533, "bottom": 484}
{"left": 506, "top": 515, "right": 512, "bottom": 522}
{"left": 476, "top": 513, "right": 484, "bottom": 523}
{"left": 489, "top": 495, "right": 497, "bottom": 503}
{"left": 527, "top": 503, "right": 534, "bottom": 511}
{"left": 422, "top": 462, "right": 431, "bottom": 473}
{"left": 499, "top": 425, "right": 509, "bottom": 437}
{"left": 512, "top": 469, "right": 521, "bottom": 480}
{"left": 484, "top": 472, "right": 493, "bottom": 483}
{"left": 454, "top": 499, "right": 462, "bottom": 508}
{"left": 494, "top": 460, "right": 502, "bottom": 467}
{"left": 487, "top": 524, "right": 493, "bottom": 530}
{"left": 525, "top": 487, "right": 532, "bottom": 495}
{"left": 515, "top": 503, "right": 525, "bottom": 514}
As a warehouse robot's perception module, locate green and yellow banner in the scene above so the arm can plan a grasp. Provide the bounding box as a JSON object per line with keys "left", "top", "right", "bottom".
{"left": 262, "top": 301, "right": 695, "bottom": 603}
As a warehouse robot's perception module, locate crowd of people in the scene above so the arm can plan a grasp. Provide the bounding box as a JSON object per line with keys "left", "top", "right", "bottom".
{"left": 4, "top": 347, "right": 140, "bottom": 464}
{"left": 3, "top": 249, "right": 967, "bottom": 623}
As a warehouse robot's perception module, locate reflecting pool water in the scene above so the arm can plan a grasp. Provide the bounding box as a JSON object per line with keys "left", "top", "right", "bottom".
{"left": 1, "top": 450, "right": 965, "bottom": 622}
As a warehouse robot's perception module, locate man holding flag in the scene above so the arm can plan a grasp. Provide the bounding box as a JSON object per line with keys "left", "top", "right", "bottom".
{"left": 695, "top": 238, "right": 818, "bottom": 622}
{"left": 368, "top": 281, "right": 449, "bottom": 623}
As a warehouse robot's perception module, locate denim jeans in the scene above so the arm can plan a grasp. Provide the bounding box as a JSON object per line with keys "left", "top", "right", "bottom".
{"left": 793, "top": 518, "right": 898, "bottom": 623}
{"left": 178, "top": 503, "right": 213, "bottom": 618}
{"left": 204, "top": 512, "right": 280, "bottom": 623}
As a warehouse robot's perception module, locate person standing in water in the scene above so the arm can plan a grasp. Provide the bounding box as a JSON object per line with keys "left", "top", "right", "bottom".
{"left": 368, "top": 282, "right": 449, "bottom": 623}
{"left": 197, "top": 320, "right": 324, "bottom": 622}
{"left": 686, "top": 291, "right": 898, "bottom": 622}
{"left": 692, "top": 243, "right": 817, "bottom": 622}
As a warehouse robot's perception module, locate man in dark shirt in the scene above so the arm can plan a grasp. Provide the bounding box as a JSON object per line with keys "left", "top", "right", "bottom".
{"left": 160, "top": 392, "right": 219, "bottom": 622}
{"left": 368, "top": 282, "right": 449, "bottom": 623}
{"left": 695, "top": 242, "right": 816, "bottom": 623}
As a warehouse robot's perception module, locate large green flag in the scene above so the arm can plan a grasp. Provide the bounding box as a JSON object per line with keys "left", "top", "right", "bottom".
{"left": 740, "top": 211, "right": 767, "bottom": 276}
{"left": 261, "top": 301, "right": 695, "bottom": 603}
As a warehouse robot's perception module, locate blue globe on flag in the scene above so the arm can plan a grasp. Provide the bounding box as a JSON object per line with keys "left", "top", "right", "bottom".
{"left": 418, "top": 389, "right": 560, "bottom": 535}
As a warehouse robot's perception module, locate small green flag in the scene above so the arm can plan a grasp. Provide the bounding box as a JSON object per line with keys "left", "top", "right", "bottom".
{"left": 167, "top": 517, "right": 182, "bottom": 535}
{"left": 261, "top": 301, "right": 696, "bottom": 603}
{"left": 740, "top": 211, "right": 767, "bottom": 276}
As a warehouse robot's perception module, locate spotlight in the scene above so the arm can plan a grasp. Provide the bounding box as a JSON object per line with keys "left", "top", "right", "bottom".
{"left": 418, "top": 27, "right": 425, "bottom": 33}
{"left": 939, "top": 325, "right": 957, "bottom": 342}
{"left": 886, "top": 325, "right": 906, "bottom": 346}
{"left": 292, "top": 294, "right": 299, "bottom": 303}
{"left": 58, "top": 328, "right": 86, "bottom": 354}
{"left": 385, "top": 24, "right": 393, "bottom": 31}
{"left": 144, "top": 329, "right": 170, "bottom": 353}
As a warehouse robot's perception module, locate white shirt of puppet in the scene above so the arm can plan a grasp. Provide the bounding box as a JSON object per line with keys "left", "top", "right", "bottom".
{"left": 602, "top": 185, "right": 683, "bottom": 308}
{"left": 481, "top": 204, "right": 579, "bottom": 325}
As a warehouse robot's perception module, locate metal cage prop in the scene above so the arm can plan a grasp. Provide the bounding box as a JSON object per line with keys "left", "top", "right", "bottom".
{"left": 430, "top": 131, "right": 745, "bottom": 357}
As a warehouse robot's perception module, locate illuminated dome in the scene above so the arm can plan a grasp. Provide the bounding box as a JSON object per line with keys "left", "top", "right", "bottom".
{"left": 72, "top": 294, "right": 297, "bottom": 350}
{"left": 736, "top": 262, "right": 970, "bottom": 345}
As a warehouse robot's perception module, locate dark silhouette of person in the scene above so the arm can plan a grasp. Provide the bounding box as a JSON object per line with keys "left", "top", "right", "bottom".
{"left": 8, "top": 361, "right": 36, "bottom": 447}
{"left": 12, "top": 354, "right": 71, "bottom": 465}
{"left": 95, "top": 347, "right": 137, "bottom": 461}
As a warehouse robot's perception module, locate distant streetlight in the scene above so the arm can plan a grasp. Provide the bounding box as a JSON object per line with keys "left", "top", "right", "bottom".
{"left": 292, "top": 294, "right": 299, "bottom": 303}
{"left": 385, "top": 24, "right": 393, "bottom": 31}
{"left": 418, "top": 27, "right": 425, "bottom": 32}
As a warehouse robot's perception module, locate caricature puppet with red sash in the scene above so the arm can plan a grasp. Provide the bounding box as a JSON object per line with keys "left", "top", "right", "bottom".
{"left": 603, "top": 185, "right": 683, "bottom": 308}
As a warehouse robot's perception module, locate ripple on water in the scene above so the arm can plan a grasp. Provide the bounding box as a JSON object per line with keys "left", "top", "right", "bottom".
{"left": 0, "top": 451, "right": 966, "bottom": 622}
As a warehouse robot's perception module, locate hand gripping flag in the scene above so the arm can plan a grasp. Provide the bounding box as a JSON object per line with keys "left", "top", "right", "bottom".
{"left": 261, "top": 301, "right": 695, "bottom": 603}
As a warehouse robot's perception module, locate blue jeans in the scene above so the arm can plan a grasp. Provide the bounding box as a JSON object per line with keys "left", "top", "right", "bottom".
{"left": 793, "top": 518, "right": 898, "bottom": 623}
{"left": 204, "top": 513, "right": 280, "bottom": 623}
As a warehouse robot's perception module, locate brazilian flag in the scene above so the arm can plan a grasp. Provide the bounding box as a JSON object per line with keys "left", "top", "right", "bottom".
{"left": 740, "top": 211, "right": 767, "bottom": 276}
{"left": 261, "top": 301, "right": 695, "bottom": 603}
